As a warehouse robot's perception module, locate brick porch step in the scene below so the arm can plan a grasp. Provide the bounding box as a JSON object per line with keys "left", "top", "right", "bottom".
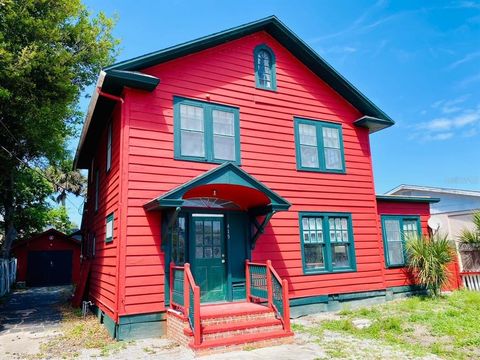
{"left": 167, "top": 302, "right": 293, "bottom": 355}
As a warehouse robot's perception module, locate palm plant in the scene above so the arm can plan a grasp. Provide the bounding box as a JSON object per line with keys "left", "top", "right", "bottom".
{"left": 405, "top": 233, "right": 455, "bottom": 297}
{"left": 45, "top": 159, "right": 86, "bottom": 207}
{"left": 458, "top": 211, "right": 480, "bottom": 245}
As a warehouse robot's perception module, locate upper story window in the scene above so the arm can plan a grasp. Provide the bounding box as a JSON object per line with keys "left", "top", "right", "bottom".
{"left": 381, "top": 215, "right": 421, "bottom": 267}
{"left": 106, "top": 122, "right": 112, "bottom": 172}
{"left": 299, "top": 212, "right": 356, "bottom": 274}
{"left": 254, "top": 44, "right": 276, "bottom": 91}
{"left": 294, "top": 117, "right": 345, "bottom": 173}
{"left": 105, "top": 212, "right": 114, "bottom": 244}
{"left": 174, "top": 97, "right": 240, "bottom": 164}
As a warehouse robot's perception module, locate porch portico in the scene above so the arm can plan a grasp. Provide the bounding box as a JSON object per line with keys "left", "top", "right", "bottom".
{"left": 144, "top": 162, "right": 291, "bottom": 304}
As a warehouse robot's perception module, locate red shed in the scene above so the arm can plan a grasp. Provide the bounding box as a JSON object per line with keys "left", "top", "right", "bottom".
{"left": 72, "top": 16, "right": 461, "bottom": 352}
{"left": 11, "top": 228, "right": 81, "bottom": 287}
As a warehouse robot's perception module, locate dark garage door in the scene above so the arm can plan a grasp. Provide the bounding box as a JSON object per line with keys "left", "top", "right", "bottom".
{"left": 27, "top": 250, "right": 73, "bottom": 286}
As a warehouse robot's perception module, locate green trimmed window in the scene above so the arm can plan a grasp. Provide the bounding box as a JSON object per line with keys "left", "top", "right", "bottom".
{"left": 174, "top": 97, "right": 240, "bottom": 164}
{"left": 105, "top": 213, "right": 114, "bottom": 243}
{"left": 381, "top": 215, "right": 421, "bottom": 267}
{"left": 106, "top": 122, "right": 112, "bottom": 172}
{"left": 254, "top": 44, "right": 276, "bottom": 90}
{"left": 299, "top": 212, "right": 356, "bottom": 274}
{"left": 294, "top": 118, "right": 345, "bottom": 173}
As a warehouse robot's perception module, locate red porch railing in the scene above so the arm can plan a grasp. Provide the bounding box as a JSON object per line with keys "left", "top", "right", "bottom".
{"left": 245, "top": 260, "right": 291, "bottom": 332}
{"left": 169, "top": 262, "right": 201, "bottom": 346}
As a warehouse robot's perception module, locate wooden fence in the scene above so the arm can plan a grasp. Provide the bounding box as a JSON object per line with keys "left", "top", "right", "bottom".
{"left": 0, "top": 258, "right": 17, "bottom": 297}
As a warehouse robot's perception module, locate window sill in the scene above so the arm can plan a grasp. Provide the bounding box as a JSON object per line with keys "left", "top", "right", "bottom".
{"left": 174, "top": 156, "right": 241, "bottom": 166}
{"left": 303, "top": 267, "right": 356, "bottom": 275}
{"left": 385, "top": 264, "right": 406, "bottom": 269}
{"left": 255, "top": 85, "right": 277, "bottom": 92}
{"left": 296, "top": 167, "right": 346, "bottom": 174}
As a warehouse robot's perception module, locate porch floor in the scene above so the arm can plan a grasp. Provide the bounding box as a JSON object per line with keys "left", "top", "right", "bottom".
{"left": 200, "top": 301, "right": 269, "bottom": 318}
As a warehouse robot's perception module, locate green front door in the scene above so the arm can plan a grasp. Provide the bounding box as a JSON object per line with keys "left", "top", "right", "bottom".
{"left": 191, "top": 215, "right": 226, "bottom": 302}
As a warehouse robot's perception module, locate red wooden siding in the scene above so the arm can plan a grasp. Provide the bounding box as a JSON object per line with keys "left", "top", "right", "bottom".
{"left": 376, "top": 200, "right": 430, "bottom": 288}
{"left": 121, "top": 30, "right": 387, "bottom": 311}
{"left": 85, "top": 105, "right": 122, "bottom": 320}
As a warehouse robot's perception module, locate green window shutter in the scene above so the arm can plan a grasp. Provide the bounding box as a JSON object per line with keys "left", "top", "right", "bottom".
{"left": 300, "top": 212, "right": 356, "bottom": 274}
{"left": 105, "top": 212, "right": 114, "bottom": 243}
{"left": 106, "top": 122, "right": 112, "bottom": 172}
{"left": 381, "top": 215, "right": 421, "bottom": 268}
{"left": 253, "top": 44, "right": 277, "bottom": 91}
{"left": 173, "top": 97, "right": 241, "bottom": 165}
{"left": 294, "top": 118, "right": 346, "bottom": 173}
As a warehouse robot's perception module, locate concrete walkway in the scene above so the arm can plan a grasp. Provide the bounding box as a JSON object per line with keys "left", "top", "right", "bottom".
{"left": 0, "top": 286, "right": 72, "bottom": 357}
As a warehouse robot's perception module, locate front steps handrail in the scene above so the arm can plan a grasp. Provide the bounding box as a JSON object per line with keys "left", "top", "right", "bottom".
{"left": 245, "top": 260, "right": 291, "bottom": 332}
{"left": 170, "top": 262, "right": 201, "bottom": 346}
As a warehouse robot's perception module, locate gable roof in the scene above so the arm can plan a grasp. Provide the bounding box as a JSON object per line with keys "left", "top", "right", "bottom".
{"left": 11, "top": 228, "right": 80, "bottom": 249}
{"left": 386, "top": 184, "right": 480, "bottom": 198}
{"left": 144, "top": 162, "right": 291, "bottom": 213}
{"left": 74, "top": 16, "right": 394, "bottom": 169}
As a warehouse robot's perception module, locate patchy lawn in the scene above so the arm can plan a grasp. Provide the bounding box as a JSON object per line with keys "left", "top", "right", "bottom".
{"left": 32, "top": 304, "right": 129, "bottom": 359}
{"left": 293, "top": 290, "right": 480, "bottom": 360}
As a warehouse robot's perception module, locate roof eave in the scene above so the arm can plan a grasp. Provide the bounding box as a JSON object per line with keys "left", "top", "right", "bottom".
{"left": 376, "top": 195, "right": 441, "bottom": 204}
{"left": 354, "top": 116, "right": 395, "bottom": 134}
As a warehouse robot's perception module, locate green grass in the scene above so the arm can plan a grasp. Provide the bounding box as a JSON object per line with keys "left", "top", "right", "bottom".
{"left": 295, "top": 290, "right": 480, "bottom": 360}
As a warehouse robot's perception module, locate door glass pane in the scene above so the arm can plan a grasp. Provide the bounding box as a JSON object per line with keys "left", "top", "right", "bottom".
{"left": 196, "top": 247, "right": 203, "bottom": 259}
{"left": 213, "top": 247, "right": 221, "bottom": 258}
{"left": 204, "top": 221, "right": 212, "bottom": 245}
{"left": 212, "top": 221, "right": 221, "bottom": 245}
{"left": 204, "top": 247, "right": 213, "bottom": 258}
{"left": 332, "top": 244, "right": 349, "bottom": 268}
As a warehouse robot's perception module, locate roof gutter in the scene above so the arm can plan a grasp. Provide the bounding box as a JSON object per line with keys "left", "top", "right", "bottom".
{"left": 73, "top": 70, "right": 107, "bottom": 170}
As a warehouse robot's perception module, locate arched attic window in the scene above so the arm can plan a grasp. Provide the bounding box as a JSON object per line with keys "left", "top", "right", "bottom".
{"left": 254, "top": 44, "right": 276, "bottom": 91}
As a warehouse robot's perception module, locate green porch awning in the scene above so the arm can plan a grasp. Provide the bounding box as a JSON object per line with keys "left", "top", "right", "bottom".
{"left": 144, "top": 162, "right": 291, "bottom": 214}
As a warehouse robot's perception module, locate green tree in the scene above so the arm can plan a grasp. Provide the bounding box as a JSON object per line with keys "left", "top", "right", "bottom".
{"left": 45, "top": 206, "right": 78, "bottom": 234}
{"left": 0, "top": 0, "right": 119, "bottom": 258}
{"left": 45, "top": 158, "right": 87, "bottom": 207}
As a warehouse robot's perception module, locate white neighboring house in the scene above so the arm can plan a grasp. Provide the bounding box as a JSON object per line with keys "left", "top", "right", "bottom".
{"left": 386, "top": 185, "right": 480, "bottom": 272}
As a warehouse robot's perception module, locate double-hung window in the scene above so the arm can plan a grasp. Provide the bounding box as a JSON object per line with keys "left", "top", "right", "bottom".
{"left": 294, "top": 118, "right": 345, "bottom": 173}
{"left": 174, "top": 97, "right": 240, "bottom": 164}
{"left": 381, "top": 215, "right": 421, "bottom": 267}
{"left": 300, "top": 212, "right": 356, "bottom": 274}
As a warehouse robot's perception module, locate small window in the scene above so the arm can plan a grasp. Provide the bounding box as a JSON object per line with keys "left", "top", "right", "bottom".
{"left": 254, "top": 44, "right": 276, "bottom": 91}
{"left": 174, "top": 97, "right": 240, "bottom": 164}
{"left": 300, "top": 212, "right": 356, "bottom": 274}
{"left": 294, "top": 118, "right": 345, "bottom": 173}
{"left": 381, "top": 215, "right": 421, "bottom": 267}
{"left": 106, "top": 122, "right": 112, "bottom": 172}
{"left": 92, "top": 234, "right": 96, "bottom": 258}
{"left": 94, "top": 169, "right": 99, "bottom": 212}
{"left": 106, "top": 213, "right": 114, "bottom": 243}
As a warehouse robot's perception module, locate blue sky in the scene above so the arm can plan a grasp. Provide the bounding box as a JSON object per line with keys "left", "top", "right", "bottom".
{"left": 66, "top": 0, "right": 480, "bottom": 225}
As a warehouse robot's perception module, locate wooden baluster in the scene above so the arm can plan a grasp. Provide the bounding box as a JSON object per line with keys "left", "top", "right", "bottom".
{"left": 245, "top": 260, "right": 251, "bottom": 302}
{"left": 266, "top": 260, "right": 273, "bottom": 308}
{"left": 194, "top": 285, "right": 201, "bottom": 346}
{"left": 282, "top": 279, "right": 291, "bottom": 333}
{"left": 169, "top": 262, "right": 174, "bottom": 308}
{"left": 184, "top": 263, "right": 190, "bottom": 318}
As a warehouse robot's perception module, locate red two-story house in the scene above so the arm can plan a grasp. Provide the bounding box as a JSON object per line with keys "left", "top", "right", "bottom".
{"left": 74, "top": 16, "right": 459, "bottom": 352}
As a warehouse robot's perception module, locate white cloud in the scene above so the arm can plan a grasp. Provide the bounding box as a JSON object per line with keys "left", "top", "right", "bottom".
{"left": 448, "top": 51, "right": 480, "bottom": 69}
{"left": 413, "top": 104, "right": 480, "bottom": 141}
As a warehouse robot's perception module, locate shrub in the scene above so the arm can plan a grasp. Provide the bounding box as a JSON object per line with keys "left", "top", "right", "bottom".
{"left": 405, "top": 233, "right": 455, "bottom": 297}
{"left": 458, "top": 211, "right": 480, "bottom": 245}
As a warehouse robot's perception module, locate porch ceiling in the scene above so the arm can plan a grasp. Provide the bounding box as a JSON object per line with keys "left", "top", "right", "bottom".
{"left": 144, "top": 163, "right": 291, "bottom": 213}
